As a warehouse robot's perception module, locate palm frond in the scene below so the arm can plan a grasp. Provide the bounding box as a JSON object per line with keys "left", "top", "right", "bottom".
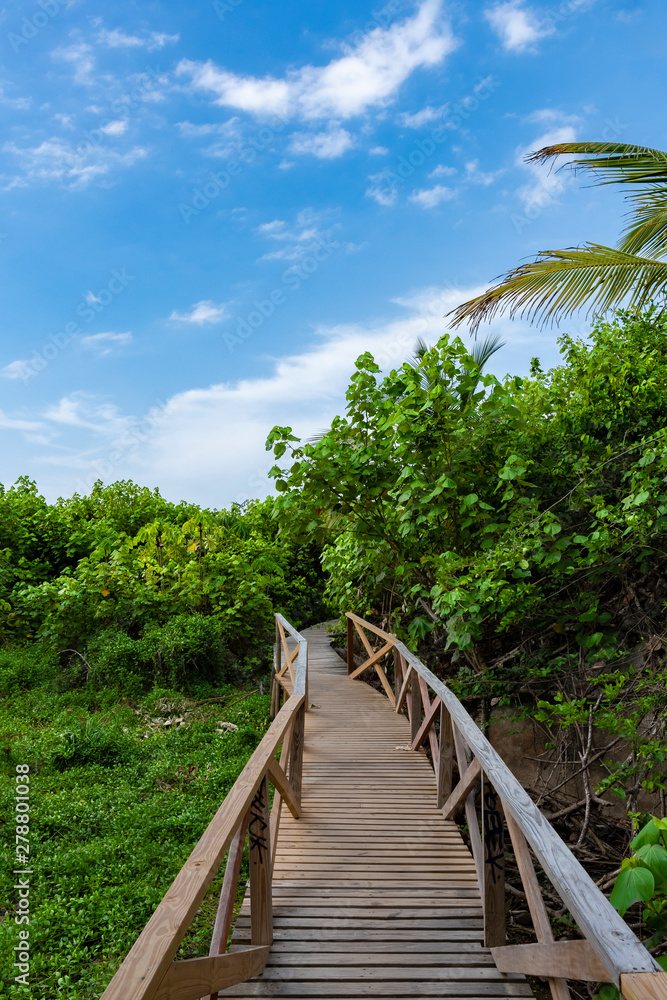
{"left": 448, "top": 244, "right": 667, "bottom": 333}
{"left": 469, "top": 333, "right": 505, "bottom": 369}
{"left": 618, "top": 188, "right": 667, "bottom": 257}
{"left": 526, "top": 142, "right": 667, "bottom": 186}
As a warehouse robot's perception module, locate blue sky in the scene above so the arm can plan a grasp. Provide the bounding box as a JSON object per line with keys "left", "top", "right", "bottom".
{"left": 0, "top": 0, "right": 663, "bottom": 506}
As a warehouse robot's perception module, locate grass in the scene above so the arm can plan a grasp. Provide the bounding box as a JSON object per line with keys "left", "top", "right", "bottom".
{"left": 0, "top": 646, "right": 272, "bottom": 999}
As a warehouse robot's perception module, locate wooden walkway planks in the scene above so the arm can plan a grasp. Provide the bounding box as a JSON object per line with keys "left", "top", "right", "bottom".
{"left": 222, "top": 625, "right": 531, "bottom": 999}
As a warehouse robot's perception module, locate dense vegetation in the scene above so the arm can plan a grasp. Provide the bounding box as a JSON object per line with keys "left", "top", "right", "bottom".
{"left": 0, "top": 483, "right": 330, "bottom": 692}
{"left": 0, "top": 486, "right": 330, "bottom": 997}
{"left": 2, "top": 306, "right": 667, "bottom": 993}
{"left": 268, "top": 308, "right": 667, "bottom": 964}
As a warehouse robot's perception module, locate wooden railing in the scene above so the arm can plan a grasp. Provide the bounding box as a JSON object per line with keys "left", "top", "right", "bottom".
{"left": 345, "top": 611, "right": 667, "bottom": 1000}
{"left": 99, "top": 614, "right": 307, "bottom": 1000}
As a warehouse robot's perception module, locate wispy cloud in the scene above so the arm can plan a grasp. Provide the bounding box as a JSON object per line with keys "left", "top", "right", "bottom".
{"left": 3, "top": 138, "right": 147, "bottom": 188}
{"left": 177, "top": 0, "right": 456, "bottom": 121}
{"left": 398, "top": 104, "right": 447, "bottom": 128}
{"left": 169, "top": 300, "right": 229, "bottom": 324}
{"left": 53, "top": 42, "right": 95, "bottom": 85}
{"left": 288, "top": 123, "right": 354, "bottom": 159}
{"left": 257, "top": 209, "right": 342, "bottom": 262}
{"left": 97, "top": 28, "right": 179, "bottom": 51}
{"left": 80, "top": 331, "right": 133, "bottom": 355}
{"left": 515, "top": 119, "right": 579, "bottom": 211}
{"left": 0, "top": 84, "right": 30, "bottom": 110}
{"left": 408, "top": 183, "right": 456, "bottom": 208}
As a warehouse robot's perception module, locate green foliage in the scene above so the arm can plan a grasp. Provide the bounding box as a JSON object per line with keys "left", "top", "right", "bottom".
{"left": 0, "top": 666, "right": 272, "bottom": 997}
{"left": 268, "top": 308, "right": 667, "bottom": 810}
{"left": 608, "top": 816, "right": 667, "bottom": 963}
{"left": 0, "top": 483, "right": 331, "bottom": 691}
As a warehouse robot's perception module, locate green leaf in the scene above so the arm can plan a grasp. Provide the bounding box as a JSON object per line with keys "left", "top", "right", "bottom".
{"left": 635, "top": 843, "right": 667, "bottom": 882}
{"left": 631, "top": 818, "right": 662, "bottom": 850}
{"left": 609, "top": 865, "right": 655, "bottom": 915}
{"left": 593, "top": 983, "right": 620, "bottom": 1000}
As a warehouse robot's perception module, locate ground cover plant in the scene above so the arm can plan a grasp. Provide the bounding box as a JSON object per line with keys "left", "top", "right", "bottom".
{"left": 0, "top": 658, "right": 272, "bottom": 998}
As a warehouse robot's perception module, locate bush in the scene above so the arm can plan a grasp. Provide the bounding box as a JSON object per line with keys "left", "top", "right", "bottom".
{"left": 141, "top": 614, "right": 233, "bottom": 688}
{"left": 85, "top": 614, "right": 234, "bottom": 695}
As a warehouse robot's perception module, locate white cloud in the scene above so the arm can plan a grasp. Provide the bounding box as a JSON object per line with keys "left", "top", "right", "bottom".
{"left": 176, "top": 118, "right": 240, "bottom": 138}
{"left": 409, "top": 183, "right": 456, "bottom": 208}
{"left": 169, "top": 300, "right": 229, "bottom": 325}
{"left": 485, "top": 1, "right": 554, "bottom": 52}
{"left": 97, "top": 28, "right": 180, "bottom": 51}
{"left": 429, "top": 164, "right": 457, "bottom": 178}
{"left": 0, "top": 409, "right": 44, "bottom": 431}
{"left": 99, "top": 119, "right": 128, "bottom": 136}
{"left": 53, "top": 43, "right": 95, "bottom": 85}
{"left": 44, "top": 393, "right": 131, "bottom": 437}
{"left": 256, "top": 209, "right": 342, "bottom": 261}
{"left": 464, "top": 159, "right": 500, "bottom": 185}
{"left": 2, "top": 360, "right": 35, "bottom": 381}
{"left": 80, "top": 332, "right": 133, "bottom": 355}
{"left": 0, "top": 284, "right": 564, "bottom": 504}
{"left": 515, "top": 123, "right": 578, "bottom": 211}
{"left": 288, "top": 123, "right": 354, "bottom": 159}
{"left": 105, "top": 283, "right": 550, "bottom": 506}
{"left": 369, "top": 145, "right": 389, "bottom": 155}
{"left": 398, "top": 104, "right": 447, "bottom": 128}
{"left": 0, "top": 85, "right": 30, "bottom": 110}
{"left": 3, "top": 138, "right": 147, "bottom": 187}
{"left": 177, "top": 0, "right": 456, "bottom": 121}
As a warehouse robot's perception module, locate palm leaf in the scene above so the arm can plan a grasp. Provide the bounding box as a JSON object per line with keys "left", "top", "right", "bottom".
{"left": 619, "top": 188, "right": 667, "bottom": 257}
{"left": 470, "top": 333, "right": 505, "bottom": 369}
{"left": 526, "top": 142, "right": 667, "bottom": 186}
{"left": 448, "top": 245, "right": 667, "bottom": 332}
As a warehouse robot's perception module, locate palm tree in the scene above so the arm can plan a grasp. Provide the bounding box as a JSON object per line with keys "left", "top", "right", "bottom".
{"left": 449, "top": 142, "right": 667, "bottom": 332}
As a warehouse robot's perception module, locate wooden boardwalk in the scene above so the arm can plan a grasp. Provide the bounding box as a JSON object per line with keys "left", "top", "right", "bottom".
{"left": 225, "top": 625, "right": 531, "bottom": 999}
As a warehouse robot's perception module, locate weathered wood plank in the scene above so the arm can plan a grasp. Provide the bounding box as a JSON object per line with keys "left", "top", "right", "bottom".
{"left": 620, "top": 973, "right": 667, "bottom": 1000}
{"left": 249, "top": 775, "right": 272, "bottom": 947}
{"left": 154, "top": 947, "right": 270, "bottom": 1000}
{"left": 482, "top": 776, "right": 506, "bottom": 949}
{"left": 348, "top": 641, "right": 394, "bottom": 681}
{"left": 491, "top": 941, "right": 611, "bottom": 981}
{"left": 267, "top": 758, "right": 299, "bottom": 820}
{"left": 441, "top": 758, "right": 482, "bottom": 820}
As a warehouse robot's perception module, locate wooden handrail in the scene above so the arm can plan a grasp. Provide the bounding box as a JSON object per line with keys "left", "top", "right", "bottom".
{"left": 345, "top": 612, "right": 662, "bottom": 990}
{"left": 100, "top": 615, "right": 308, "bottom": 1000}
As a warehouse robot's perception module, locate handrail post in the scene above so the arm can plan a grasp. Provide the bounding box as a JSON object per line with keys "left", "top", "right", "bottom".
{"left": 346, "top": 615, "right": 354, "bottom": 675}
{"left": 288, "top": 703, "right": 306, "bottom": 810}
{"left": 482, "top": 775, "right": 506, "bottom": 948}
{"left": 437, "top": 703, "right": 454, "bottom": 809}
{"left": 249, "top": 773, "right": 273, "bottom": 946}
{"left": 410, "top": 669, "right": 422, "bottom": 744}
{"left": 270, "top": 620, "right": 281, "bottom": 720}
